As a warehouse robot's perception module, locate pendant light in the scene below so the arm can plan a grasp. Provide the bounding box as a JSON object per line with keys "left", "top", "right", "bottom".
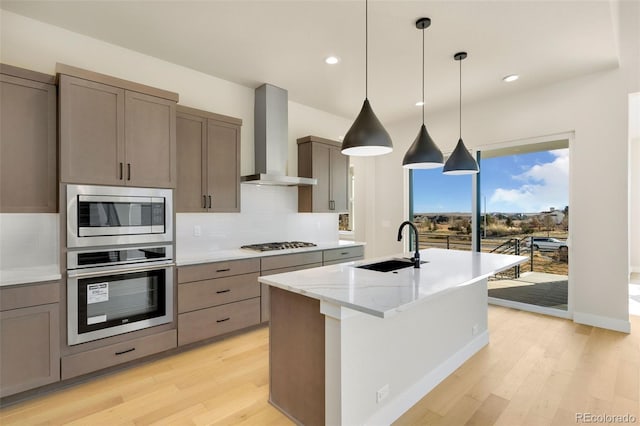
{"left": 402, "top": 17, "right": 444, "bottom": 169}
{"left": 443, "top": 51, "right": 479, "bottom": 174}
{"left": 341, "top": 0, "right": 393, "bottom": 156}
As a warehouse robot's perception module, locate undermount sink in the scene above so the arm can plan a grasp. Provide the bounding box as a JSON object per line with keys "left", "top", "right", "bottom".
{"left": 357, "top": 258, "right": 427, "bottom": 273}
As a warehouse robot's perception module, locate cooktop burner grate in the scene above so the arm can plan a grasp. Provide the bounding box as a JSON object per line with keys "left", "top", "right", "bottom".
{"left": 240, "top": 241, "right": 317, "bottom": 252}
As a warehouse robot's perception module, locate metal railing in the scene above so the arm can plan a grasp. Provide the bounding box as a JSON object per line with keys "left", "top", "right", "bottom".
{"left": 417, "top": 234, "right": 568, "bottom": 279}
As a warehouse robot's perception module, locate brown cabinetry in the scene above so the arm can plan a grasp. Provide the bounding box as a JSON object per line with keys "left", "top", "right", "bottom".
{"left": 322, "top": 246, "right": 364, "bottom": 265}
{"left": 298, "top": 136, "right": 348, "bottom": 213}
{"left": 177, "top": 258, "right": 260, "bottom": 346}
{"left": 176, "top": 106, "right": 241, "bottom": 212}
{"left": 0, "top": 64, "right": 57, "bottom": 213}
{"left": 259, "top": 252, "right": 323, "bottom": 323}
{"left": 59, "top": 65, "right": 177, "bottom": 188}
{"left": 0, "top": 281, "right": 60, "bottom": 397}
{"left": 61, "top": 330, "right": 176, "bottom": 380}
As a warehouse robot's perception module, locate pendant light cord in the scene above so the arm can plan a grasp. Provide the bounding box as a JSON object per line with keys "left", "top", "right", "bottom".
{"left": 421, "top": 26, "right": 425, "bottom": 125}
{"left": 459, "top": 56, "right": 462, "bottom": 139}
{"left": 365, "top": 0, "right": 368, "bottom": 99}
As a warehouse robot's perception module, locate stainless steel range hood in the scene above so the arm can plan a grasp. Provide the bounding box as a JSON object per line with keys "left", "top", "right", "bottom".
{"left": 241, "top": 84, "right": 317, "bottom": 186}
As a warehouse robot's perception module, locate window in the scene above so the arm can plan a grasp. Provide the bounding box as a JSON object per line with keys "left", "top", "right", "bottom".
{"left": 410, "top": 168, "right": 472, "bottom": 250}
{"left": 339, "top": 165, "right": 355, "bottom": 233}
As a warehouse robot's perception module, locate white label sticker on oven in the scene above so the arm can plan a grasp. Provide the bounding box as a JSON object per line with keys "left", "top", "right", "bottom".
{"left": 87, "top": 282, "right": 109, "bottom": 304}
{"left": 87, "top": 314, "right": 107, "bottom": 325}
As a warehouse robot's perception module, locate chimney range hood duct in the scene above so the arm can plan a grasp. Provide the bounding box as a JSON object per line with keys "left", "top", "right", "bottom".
{"left": 241, "top": 84, "right": 317, "bottom": 186}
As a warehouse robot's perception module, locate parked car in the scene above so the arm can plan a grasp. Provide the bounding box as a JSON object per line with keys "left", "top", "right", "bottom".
{"left": 525, "top": 237, "right": 568, "bottom": 251}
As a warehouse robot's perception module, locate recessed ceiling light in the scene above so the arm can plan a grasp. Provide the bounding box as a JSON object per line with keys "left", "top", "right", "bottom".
{"left": 415, "top": 101, "right": 425, "bottom": 106}
{"left": 503, "top": 74, "right": 519, "bottom": 83}
{"left": 325, "top": 56, "right": 340, "bottom": 65}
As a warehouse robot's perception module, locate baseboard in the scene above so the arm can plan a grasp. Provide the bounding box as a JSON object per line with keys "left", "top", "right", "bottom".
{"left": 631, "top": 266, "right": 640, "bottom": 274}
{"left": 488, "top": 297, "right": 572, "bottom": 319}
{"left": 365, "top": 330, "right": 489, "bottom": 425}
{"left": 573, "top": 311, "right": 631, "bottom": 333}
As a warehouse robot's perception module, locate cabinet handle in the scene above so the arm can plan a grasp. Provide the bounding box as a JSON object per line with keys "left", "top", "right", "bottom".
{"left": 203, "top": 195, "right": 207, "bottom": 209}
{"left": 127, "top": 163, "right": 131, "bottom": 181}
{"left": 341, "top": 252, "right": 350, "bottom": 256}
{"left": 208, "top": 195, "right": 212, "bottom": 209}
{"left": 216, "top": 268, "right": 230, "bottom": 273}
{"left": 216, "top": 289, "right": 231, "bottom": 294}
{"left": 119, "top": 162, "right": 124, "bottom": 180}
{"left": 216, "top": 317, "right": 231, "bottom": 323}
{"left": 115, "top": 347, "right": 135, "bottom": 356}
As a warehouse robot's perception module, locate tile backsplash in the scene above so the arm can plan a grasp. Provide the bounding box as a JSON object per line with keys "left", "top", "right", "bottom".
{"left": 177, "top": 185, "right": 339, "bottom": 256}
{"left": 0, "top": 213, "right": 59, "bottom": 269}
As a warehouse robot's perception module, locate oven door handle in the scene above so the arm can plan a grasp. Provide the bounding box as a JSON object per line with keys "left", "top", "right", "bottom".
{"left": 67, "top": 261, "right": 175, "bottom": 278}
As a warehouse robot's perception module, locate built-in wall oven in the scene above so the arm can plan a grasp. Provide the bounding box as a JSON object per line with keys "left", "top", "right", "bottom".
{"left": 65, "top": 184, "right": 175, "bottom": 346}
{"left": 66, "top": 184, "right": 173, "bottom": 248}
{"left": 67, "top": 245, "right": 174, "bottom": 345}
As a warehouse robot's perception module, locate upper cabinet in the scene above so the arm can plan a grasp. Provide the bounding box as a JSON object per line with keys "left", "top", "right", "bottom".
{"left": 0, "top": 64, "right": 57, "bottom": 213}
{"left": 176, "top": 106, "right": 241, "bottom": 213}
{"left": 297, "top": 136, "right": 348, "bottom": 213}
{"left": 58, "top": 64, "right": 177, "bottom": 188}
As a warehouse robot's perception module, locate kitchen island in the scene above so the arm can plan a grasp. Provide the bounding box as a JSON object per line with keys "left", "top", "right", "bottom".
{"left": 259, "top": 248, "right": 526, "bottom": 425}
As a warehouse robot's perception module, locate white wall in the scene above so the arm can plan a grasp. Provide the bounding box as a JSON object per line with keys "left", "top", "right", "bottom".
{"left": 359, "top": 1, "right": 639, "bottom": 331}
{"left": 630, "top": 93, "right": 640, "bottom": 273}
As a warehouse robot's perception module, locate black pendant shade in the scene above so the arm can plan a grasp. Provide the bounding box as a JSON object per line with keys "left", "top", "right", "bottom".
{"left": 402, "top": 17, "right": 443, "bottom": 169}
{"left": 341, "top": 0, "right": 393, "bottom": 157}
{"left": 342, "top": 98, "right": 393, "bottom": 156}
{"left": 443, "top": 51, "right": 479, "bottom": 175}
{"left": 443, "top": 138, "right": 479, "bottom": 174}
{"left": 402, "top": 124, "right": 443, "bottom": 168}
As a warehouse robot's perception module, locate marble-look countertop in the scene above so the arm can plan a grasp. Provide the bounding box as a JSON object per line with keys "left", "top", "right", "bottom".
{"left": 259, "top": 248, "right": 527, "bottom": 318}
{"left": 0, "top": 265, "right": 62, "bottom": 287}
{"left": 176, "top": 240, "right": 365, "bottom": 266}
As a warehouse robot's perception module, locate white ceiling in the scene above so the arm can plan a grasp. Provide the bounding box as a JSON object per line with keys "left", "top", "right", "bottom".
{"left": 1, "top": 0, "right": 619, "bottom": 125}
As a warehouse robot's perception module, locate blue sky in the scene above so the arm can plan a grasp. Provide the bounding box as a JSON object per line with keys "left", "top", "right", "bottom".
{"left": 412, "top": 148, "right": 569, "bottom": 214}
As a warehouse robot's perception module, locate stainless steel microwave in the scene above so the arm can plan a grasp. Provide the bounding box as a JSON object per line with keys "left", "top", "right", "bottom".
{"left": 66, "top": 184, "right": 173, "bottom": 248}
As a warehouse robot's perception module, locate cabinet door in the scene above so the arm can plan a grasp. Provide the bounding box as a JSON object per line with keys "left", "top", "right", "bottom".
{"left": 311, "top": 143, "right": 331, "bottom": 212}
{"left": 0, "top": 303, "right": 60, "bottom": 397}
{"left": 329, "top": 146, "right": 349, "bottom": 213}
{"left": 207, "top": 120, "right": 240, "bottom": 212}
{"left": 59, "top": 75, "right": 125, "bottom": 185}
{"left": 0, "top": 74, "right": 56, "bottom": 213}
{"left": 176, "top": 112, "right": 207, "bottom": 212}
{"left": 125, "top": 91, "right": 176, "bottom": 188}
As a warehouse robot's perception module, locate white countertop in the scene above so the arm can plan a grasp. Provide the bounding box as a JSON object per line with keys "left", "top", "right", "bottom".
{"left": 259, "top": 248, "right": 527, "bottom": 318}
{"left": 0, "top": 265, "right": 62, "bottom": 287}
{"left": 176, "top": 240, "right": 365, "bottom": 266}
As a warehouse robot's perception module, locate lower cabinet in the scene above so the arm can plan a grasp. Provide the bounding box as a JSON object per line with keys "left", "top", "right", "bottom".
{"left": 178, "top": 298, "right": 260, "bottom": 346}
{"left": 177, "top": 258, "right": 261, "bottom": 346}
{"left": 61, "top": 330, "right": 177, "bottom": 380}
{"left": 322, "top": 246, "right": 364, "bottom": 265}
{"left": 260, "top": 252, "right": 323, "bottom": 323}
{"left": 0, "top": 281, "right": 60, "bottom": 397}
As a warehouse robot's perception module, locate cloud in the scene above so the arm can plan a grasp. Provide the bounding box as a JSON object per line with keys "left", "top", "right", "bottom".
{"left": 489, "top": 149, "right": 569, "bottom": 213}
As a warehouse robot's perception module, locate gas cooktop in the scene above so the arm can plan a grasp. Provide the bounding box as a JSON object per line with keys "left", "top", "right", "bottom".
{"left": 240, "top": 241, "right": 317, "bottom": 252}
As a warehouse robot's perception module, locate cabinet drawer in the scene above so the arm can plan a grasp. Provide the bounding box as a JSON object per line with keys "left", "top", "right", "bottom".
{"left": 178, "top": 258, "right": 260, "bottom": 283}
{"left": 178, "top": 298, "right": 260, "bottom": 346}
{"left": 260, "top": 252, "right": 323, "bottom": 271}
{"left": 0, "top": 281, "right": 60, "bottom": 311}
{"left": 323, "top": 246, "right": 364, "bottom": 264}
{"left": 178, "top": 272, "right": 260, "bottom": 313}
{"left": 61, "top": 329, "right": 177, "bottom": 380}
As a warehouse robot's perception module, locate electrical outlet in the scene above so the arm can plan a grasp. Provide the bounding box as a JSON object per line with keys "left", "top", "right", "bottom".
{"left": 472, "top": 324, "right": 479, "bottom": 336}
{"left": 193, "top": 225, "right": 201, "bottom": 237}
{"left": 376, "top": 384, "right": 390, "bottom": 403}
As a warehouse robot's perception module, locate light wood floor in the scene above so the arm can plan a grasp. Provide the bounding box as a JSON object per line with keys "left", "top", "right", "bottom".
{"left": 1, "top": 307, "right": 638, "bottom": 425}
